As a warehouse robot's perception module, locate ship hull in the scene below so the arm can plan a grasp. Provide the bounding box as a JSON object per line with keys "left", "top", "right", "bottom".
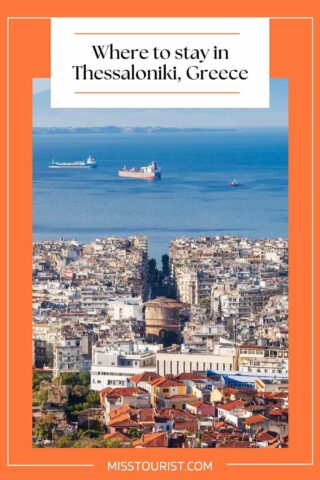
{"left": 48, "top": 165, "right": 96, "bottom": 169}
{"left": 118, "top": 171, "right": 161, "bottom": 180}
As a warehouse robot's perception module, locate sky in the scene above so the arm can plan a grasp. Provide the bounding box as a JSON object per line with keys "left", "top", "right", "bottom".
{"left": 33, "top": 78, "right": 288, "bottom": 128}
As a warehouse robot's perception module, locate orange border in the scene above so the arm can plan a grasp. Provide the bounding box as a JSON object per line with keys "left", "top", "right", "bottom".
{"left": 1, "top": 5, "right": 319, "bottom": 480}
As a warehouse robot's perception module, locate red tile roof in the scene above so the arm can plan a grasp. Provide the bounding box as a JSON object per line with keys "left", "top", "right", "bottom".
{"left": 129, "top": 372, "right": 161, "bottom": 384}
{"left": 202, "top": 431, "right": 217, "bottom": 443}
{"left": 272, "top": 392, "right": 288, "bottom": 399}
{"left": 269, "top": 408, "right": 283, "bottom": 416}
{"left": 109, "top": 405, "right": 131, "bottom": 419}
{"left": 100, "top": 387, "right": 147, "bottom": 398}
{"left": 218, "top": 400, "right": 246, "bottom": 411}
{"left": 256, "top": 431, "right": 276, "bottom": 442}
{"left": 170, "top": 409, "right": 197, "bottom": 420}
{"left": 221, "top": 387, "right": 239, "bottom": 395}
{"left": 104, "top": 431, "right": 131, "bottom": 442}
{"left": 165, "top": 394, "right": 197, "bottom": 400}
{"left": 110, "top": 418, "right": 141, "bottom": 428}
{"left": 173, "top": 420, "right": 199, "bottom": 432}
{"left": 109, "top": 413, "right": 131, "bottom": 426}
{"left": 214, "top": 421, "right": 226, "bottom": 430}
{"left": 132, "top": 432, "right": 167, "bottom": 448}
{"left": 144, "top": 298, "right": 186, "bottom": 309}
{"left": 243, "top": 414, "right": 268, "bottom": 426}
{"left": 237, "top": 388, "right": 257, "bottom": 395}
{"left": 149, "top": 377, "right": 185, "bottom": 388}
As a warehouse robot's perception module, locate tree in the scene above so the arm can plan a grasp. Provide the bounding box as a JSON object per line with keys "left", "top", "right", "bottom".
{"left": 72, "top": 437, "right": 109, "bottom": 448}
{"left": 59, "top": 372, "right": 90, "bottom": 387}
{"left": 33, "top": 389, "right": 48, "bottom": 406}
{"left": 126, "top": 427, "right": 143, "bottom": 439}
{"left": 78, "top": 371, "right": 90, "bottom": 386}
{"left": 33, "top": 415, "right": 56, "bottom": 440}
{"left": 71, "top": 384, "right": 89, "bottom": 399}
{"left": 54, "top": 433, "right": 75, "bottom": 448}
{"left": 33, "top": 371, "right": 52, "bottom": 391}
{"left": 148, "top": 258, "right": 157, "bottom": 274}
{"left": 161, "top": 254, "right": 170, "bottom": 276}
{"left": 85, "top": 390, "right": 100, "bottom": 407}
{"left": 161, "top": 329, "right": 181, "bottom": 347}
{"left": 105, "top": 439, "right": 129, "bottom": 448}
{"left": 199, "top": 298, "right": 211, "bottom": 311}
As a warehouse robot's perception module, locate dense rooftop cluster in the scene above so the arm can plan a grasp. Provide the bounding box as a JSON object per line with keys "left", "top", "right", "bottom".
{"left": 32, "top": 235, "right": 288, "bottom": 448}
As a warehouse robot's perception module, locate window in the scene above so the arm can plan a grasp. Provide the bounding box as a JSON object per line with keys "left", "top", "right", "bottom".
{"left": 163, "top": 388, "right": 169, "bottom": 393}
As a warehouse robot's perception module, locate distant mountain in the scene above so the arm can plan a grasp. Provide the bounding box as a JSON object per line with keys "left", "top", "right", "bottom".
{"left": 33, "top": 125, "right": 235, "bottom": 134}
{"left": 32, "top": 90, "right": 240, "bottom": 130}
{"left": 32, "top": 83, "right": 288, "bottom": 129}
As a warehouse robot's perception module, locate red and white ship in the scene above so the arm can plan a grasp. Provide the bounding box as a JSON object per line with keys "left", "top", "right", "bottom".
{"left": 118, "top": 161, "right": 161, "bottom": 180}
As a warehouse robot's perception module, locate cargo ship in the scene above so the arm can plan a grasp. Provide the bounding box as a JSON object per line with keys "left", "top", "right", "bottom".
{"left": 49, "top": 155, "right": 97, "bottom": 169}
{"left": 118, "top": 161, "right": 161, "bottom": 180}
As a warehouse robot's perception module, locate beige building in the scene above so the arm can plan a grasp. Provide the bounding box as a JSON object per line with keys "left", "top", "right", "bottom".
{"left": 238, "top": 344, "right": 288, "bottom": 375}
{"left": 156, "top": 344, "right": 238, "bottom": 376}
{"left": 144, "top": 297, "right": 186, "bottom": 343}
{"left": 176, "top": 270, "right": 199, "bottom": 304}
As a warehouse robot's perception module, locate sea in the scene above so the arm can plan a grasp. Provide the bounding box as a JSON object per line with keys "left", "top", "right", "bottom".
{"left": 33, "top": 128, "right": 288, "bottom": 264}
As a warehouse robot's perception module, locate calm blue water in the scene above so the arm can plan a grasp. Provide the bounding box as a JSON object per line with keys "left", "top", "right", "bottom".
{"left": 33, "top": 129, "right": 288, "bottom": 263}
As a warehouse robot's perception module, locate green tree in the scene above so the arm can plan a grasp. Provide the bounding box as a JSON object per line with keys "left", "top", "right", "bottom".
{"left": 72, "top": 437, "right": 109, "bottom": 448}
{"left": 126, "top": 427, "right": 143, "bottom": 439}
{"left": 59, "top": 372, "right": 90, "bottom": 387}
{"left": 71, "top": 384, "right": 89, "bottom": 399}
{"left": 199, "top": 298, "right": 211, "bottom": 311}
{"left": 148, "top": 258, "right": 157, "bottom": 274}
{"left": 33, "top": 371, "right": 52, "bottom": 391}
{"left": 55, "top": 433, "right": 75, "bottom": 448}
{"left": 78, "top": 371, "right": 90, "bottom": 386}
{"left": 33, "top": 415, "right": 56, "bottom": 440}
{"left": 33, "top": 389, "right": 48, "bottom": 406}
{"left": 85, "top": 390, "right": 100, "bottom": 407}
{"left": 161, "top": 254, "right": 170, "bottom": 276}
{"left": 105, "top": 439, "right": 128, "bottom": 448}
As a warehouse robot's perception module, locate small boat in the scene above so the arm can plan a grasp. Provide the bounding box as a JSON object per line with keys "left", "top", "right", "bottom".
{"left": 229, "top": 178, "right": 243, "bottom": 187}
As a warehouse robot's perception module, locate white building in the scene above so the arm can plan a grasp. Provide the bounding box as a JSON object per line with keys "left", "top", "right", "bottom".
{"left": 220, "top": 293, "right": 240, "bottom": 318}
{"left": 91, "top": 343, "right": 156, "bottom": 390}
{"left": 107, "top": 297, "right": 143, "bottom": 321}
{"left": 238, "top": 345, "right": 288, "bottom": 375}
